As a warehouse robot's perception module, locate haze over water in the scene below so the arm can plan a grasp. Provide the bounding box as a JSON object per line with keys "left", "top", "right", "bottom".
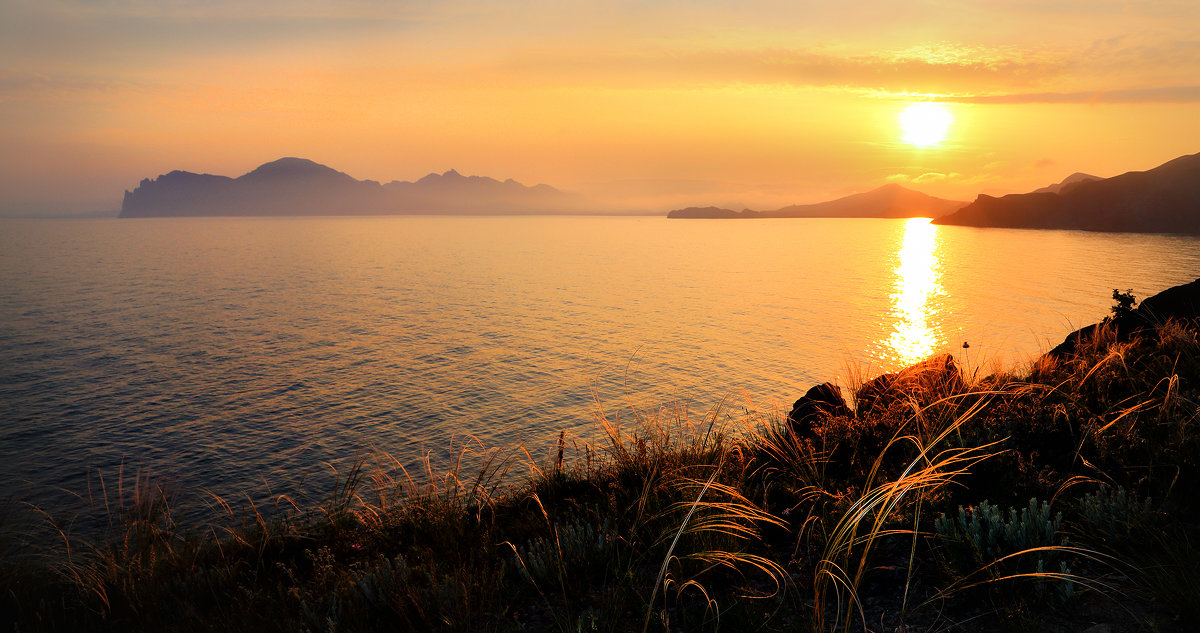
{"left": 2, "top": 216, "right": 1198, "bottom": 520}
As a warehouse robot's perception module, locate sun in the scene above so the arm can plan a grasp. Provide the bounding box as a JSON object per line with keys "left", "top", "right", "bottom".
{"left": 899, "top": 102, "right": 952, "bottom": 148}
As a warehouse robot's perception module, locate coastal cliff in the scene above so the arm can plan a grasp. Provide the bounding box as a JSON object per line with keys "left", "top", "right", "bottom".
{"left": 120, "top": 158, "right": 577, "bottom": 217}
{"left": 934, "top": 152, "right": 1200, "bottom": 234}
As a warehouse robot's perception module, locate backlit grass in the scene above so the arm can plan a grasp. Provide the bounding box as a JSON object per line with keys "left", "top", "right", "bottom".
{"left": 1, "top": 317, "right": 1197, "bottom": 632}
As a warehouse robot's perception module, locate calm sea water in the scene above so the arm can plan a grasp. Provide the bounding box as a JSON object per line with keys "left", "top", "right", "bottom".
{"left": 1, "top": 216, "right": 1197, "bottom": 521}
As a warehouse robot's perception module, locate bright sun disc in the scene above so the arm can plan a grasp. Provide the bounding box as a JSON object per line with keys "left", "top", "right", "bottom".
{"left": 900, "top": 102, "right": 952, "bottom": 148}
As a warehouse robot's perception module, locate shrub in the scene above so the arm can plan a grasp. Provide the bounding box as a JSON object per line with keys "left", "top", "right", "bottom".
{"left": 1077, "top": 487, "right": 1153, "bottom": 539}
{"left": 1112, "top": 288, "right": 1137, "bottom": 318}
{"left": 935, "top": 498, "right": 1074, "bottom": 601}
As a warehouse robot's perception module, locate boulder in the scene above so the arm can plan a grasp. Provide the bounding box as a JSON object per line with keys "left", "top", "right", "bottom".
{"left": 855, "top": 354, "right": 963, "bottom": 417}
{"left": 1046, "top": 321, "right": 1107, "bottom": 360}
{"left": 1136, "top": 277, "right": 1200, "bottom": 324}
{"left": 787, "top": 382, "right": 851, "bottom": 438}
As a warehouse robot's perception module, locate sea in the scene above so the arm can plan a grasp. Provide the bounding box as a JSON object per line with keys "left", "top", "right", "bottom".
{"left": 1, "top": 215, "right": 1197, "bottom": 527}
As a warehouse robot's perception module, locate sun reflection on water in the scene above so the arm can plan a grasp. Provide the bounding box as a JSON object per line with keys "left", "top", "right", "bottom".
{"left": 884, "top": 217, "right": 946, "bottom": 366}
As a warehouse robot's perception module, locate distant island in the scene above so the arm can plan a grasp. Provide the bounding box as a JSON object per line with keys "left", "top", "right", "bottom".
{"left": 667, "top": 184, "right": 966, "bottom": 219}
{"left": 121, "top": 152, "right": 1200, "bottom": 232}
{"left": 934, "top": 152, "right": 1200, "bottom": 234}
{"left": 119, "top": 158, "right": 584, "bottom": 218}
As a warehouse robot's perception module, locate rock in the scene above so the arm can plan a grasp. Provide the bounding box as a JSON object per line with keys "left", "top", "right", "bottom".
{"left": 1046, "top": 321, "right": 1106, "bottom": 360}
{"left": 1136, "top": 277, "right": 1200, "bottom": 324}
{"left": 855, "top": 354, "right": 963, "bottom": 416}
{"left": 933, "top": 151, "right": 1200, "bottom": 234}
{"left": 787, "top": 382, "right": 851, "bottom": 437}
{"left": 1046, "top": 277, "right": 1200, "bottom": 359}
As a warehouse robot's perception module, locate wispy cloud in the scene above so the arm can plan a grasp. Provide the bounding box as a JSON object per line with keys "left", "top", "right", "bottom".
{"left": 0, "top": 71, "right": 137, "bottom": 99}
{"left": 491, "top": 44, "right": 1066, "bottom": 93}
{"left": 944, "top": 85, "right": 1200, "bottom": 104}
{"left": 886, "top": 172, "right": 964, "bottom": 185}
{"left": 8, "top": 0, "right": 420, "bottom": 20}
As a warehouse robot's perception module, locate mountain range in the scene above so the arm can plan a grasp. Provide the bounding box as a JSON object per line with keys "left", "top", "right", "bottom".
{"left": 934, "top": 153, "right": 1200, "bottom": 234}
{"left": 1029, "top": 172, "right": 1101, "bottom": 195}
{"left": 667, "top": 184, "right": 966, "bottom": 219}
{"left": 119, "top": 158, "right": 580, "bottom": 218}
{"left": 121, "top": 152, "right": 1200, "bottom": 234}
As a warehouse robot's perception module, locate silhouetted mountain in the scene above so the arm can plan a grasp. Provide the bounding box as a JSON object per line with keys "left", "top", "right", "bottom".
{"left": 666, "top": 206, "right": 747, "bottom": 218}
{"left": 119, "top": 158, "right": 578, "bottom": 217}
{"left": 1030, "top": 172, "right": 1101, "bottom": 195}
{"left": 667, "top": 184, "right": 965, "bottom": 219}
{"left": 934, "top": 152, "right": 1200, "bottom": 234}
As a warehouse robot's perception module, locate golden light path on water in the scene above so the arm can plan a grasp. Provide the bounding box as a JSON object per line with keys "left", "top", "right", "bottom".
{"left": 884, "top": 217, "right": 946, "bottom": 366}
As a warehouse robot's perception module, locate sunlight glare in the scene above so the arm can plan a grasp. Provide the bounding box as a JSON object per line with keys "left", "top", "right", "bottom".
{"left": 900, "top": 102, "right": 952, "bottom": 148}
{"left": 885, "top": 218, "right": 945, "bottom": 365}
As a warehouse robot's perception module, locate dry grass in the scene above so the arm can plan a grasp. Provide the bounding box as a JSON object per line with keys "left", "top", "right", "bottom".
{"left": 3, "top": 318, "right": 1199, "bottom": 632}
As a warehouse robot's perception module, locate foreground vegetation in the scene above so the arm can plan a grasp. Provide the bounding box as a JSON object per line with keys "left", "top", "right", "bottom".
{"left": 3, "top": 302, "right": 1198, "bottom": 632}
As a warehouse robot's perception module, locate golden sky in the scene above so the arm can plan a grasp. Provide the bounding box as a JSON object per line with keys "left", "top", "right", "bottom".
{"left": 3, "top": 0, "right": 1200, "bottom": 214}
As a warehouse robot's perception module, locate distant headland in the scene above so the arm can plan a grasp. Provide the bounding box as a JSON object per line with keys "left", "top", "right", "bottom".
{"left": 667, "top": 184, "right": 966, "bottom": 219}
{"left": 120, "top": 152, "right": 1200, "bottom": 233}
{"left": 669, "top": 150, "right": 1200, "bottom": 235}
{"left": 119, "top": 158, "right": 585, "bottom": 218}
{"left": 934, "top": 152, "right": 1200, "bottom": 234}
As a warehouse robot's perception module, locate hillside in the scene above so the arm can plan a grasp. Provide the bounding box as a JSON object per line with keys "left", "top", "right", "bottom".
{"left": 1030, "top": 172, "right": 1101, "bottom": 194}
{"left": 668, "top": 183, "right": 965, "bottom": 219}
{"left": 934, "top": 152, "right": 1200, "bottom": 234}
{"left": 119, "top": 158, "right": 579, "bottom": 217}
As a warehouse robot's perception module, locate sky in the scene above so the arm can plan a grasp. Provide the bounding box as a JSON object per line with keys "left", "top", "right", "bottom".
{"left": 3, "top": 0, "right": 1200, "bottom": 215}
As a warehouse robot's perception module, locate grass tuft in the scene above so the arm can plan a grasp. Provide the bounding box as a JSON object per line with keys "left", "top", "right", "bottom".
{"left": 2, "top": 316, "right": 1199, "bottom": 631}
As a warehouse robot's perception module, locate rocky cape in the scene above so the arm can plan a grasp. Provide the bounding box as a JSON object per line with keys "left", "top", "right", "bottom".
{"left": 787, "top": 276, "right": 1200, "bottom": 436}
{"left": 119, "top": 158, "right": 582, "bottom": 217}
{"left": 666, "top": 184, "right": 966, "bottom": 219}
{"left": 933, "top": 152, "right": 1200, "bottom": 234}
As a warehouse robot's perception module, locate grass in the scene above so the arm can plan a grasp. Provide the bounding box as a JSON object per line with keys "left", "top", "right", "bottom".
{"left": 2, "top": 317, "right": 1199, "bottom": 632}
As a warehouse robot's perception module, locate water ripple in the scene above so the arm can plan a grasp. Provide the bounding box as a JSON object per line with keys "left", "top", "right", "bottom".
{"left": 1, "top": 216, "right": 1197, "bottom": 527}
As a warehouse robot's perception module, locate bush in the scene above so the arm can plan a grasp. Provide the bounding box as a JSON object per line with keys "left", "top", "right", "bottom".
{"left": 935, "top": 498, "right": 1074, "bottom": 601}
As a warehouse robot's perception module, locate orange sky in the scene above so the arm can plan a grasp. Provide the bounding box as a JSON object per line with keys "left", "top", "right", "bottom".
{"left": 3, "top": 0, "right": 1200, "bottom": 215}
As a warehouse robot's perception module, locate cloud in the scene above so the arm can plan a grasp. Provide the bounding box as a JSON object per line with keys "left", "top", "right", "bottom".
{"left": 0, "top": 71, "right": 133, "bottom": 99}
{"left": 8, "top": 0, "right": 1199, "bottom": 103}
{"left": 928, "top": 38, "right": 1200, "bottom": 104}
{"left": 886, "top": 172, "right": 962, "bottom": 184}
{"left": 944, "top": 85, "right": 1200, "bottom": 104}
{"left": 10, "top": 0, "right": 420, "bottom": 20}
{"left": 491, "top": 44, "right": 1066, "bottom": 94}
{"left": 485, "top": 37, "right": 1200, "bottom": 99}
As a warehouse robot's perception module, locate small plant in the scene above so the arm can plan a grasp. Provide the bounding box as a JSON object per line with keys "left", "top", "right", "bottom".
{"left": 936, "top": 498, "right": 1062, "bottom": 562}
{"left": 1077, "top": 487, "right": 1153, "bottom": 538}
{"left": 935, "top": 498, "right": 1074, "bottom": 601}
{"left": 1111, "top": 288, "right": 1137, "bottom": 318}
{"left": 511, "top": 516, "right": 617, "bottom": 588}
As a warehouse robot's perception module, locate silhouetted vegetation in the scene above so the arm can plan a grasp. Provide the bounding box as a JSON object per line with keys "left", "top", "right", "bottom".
{"left": 2, "top": 311, "right": 1197, "bottom": 632}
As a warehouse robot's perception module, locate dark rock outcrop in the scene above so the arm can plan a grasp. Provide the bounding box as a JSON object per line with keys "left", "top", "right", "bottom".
{"left": 787, "top": 382, "right": 852, "bottom": 438}
{"left": 1047, "top": 278, "right": 1200, "bottom": 359}
{"left": 1138, "top": 277, "right": 1200, "bottom": 323}
{"left": 934, "top": 152, "right": 1200, "bottom": 234}
{"left": 855, "top": 354, "right": 964, "bottom": 417}
{"left": 785, "top": 354, "right": 966, "bottom": 436}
